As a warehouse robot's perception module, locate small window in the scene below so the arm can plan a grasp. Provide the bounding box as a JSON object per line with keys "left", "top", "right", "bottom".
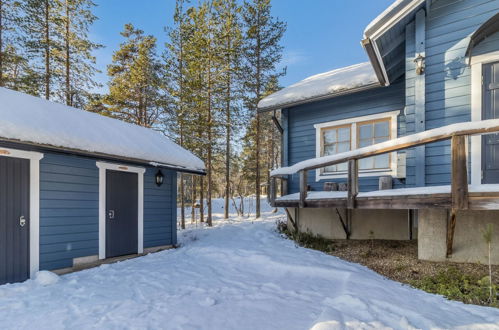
{"left": 357, "top": 119, "right": 391, "bottom": 170}
{"left": 321, "top": 125, "right": 351, "bottom": 173}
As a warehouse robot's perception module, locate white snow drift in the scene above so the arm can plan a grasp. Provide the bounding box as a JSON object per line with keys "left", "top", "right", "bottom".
{"left": 257, "top": 62, "right": 379, "bottom": 111}
{"left": 0, "top": 200, "right": 498, "bottom": 329}
{"left": 0, "top": 87, "right": 205, "bottom": 172}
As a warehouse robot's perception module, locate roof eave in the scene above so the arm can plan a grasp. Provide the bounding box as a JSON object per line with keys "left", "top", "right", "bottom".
{"left": 257, "top": 83, "right": 382, "bottom": 112}
{"left": 0, "top": 137, "right": 207, "bottom": 176}
{"left": 361, "top": 38, "right": 388, "bottom": 87}
{"left": 363, "top": 0, "right": 426, "bottom": 86}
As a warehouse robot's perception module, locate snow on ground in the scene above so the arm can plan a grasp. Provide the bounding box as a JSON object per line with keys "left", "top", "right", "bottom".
{"left": 1, "top": 200, "right": 499, "bottom": 329}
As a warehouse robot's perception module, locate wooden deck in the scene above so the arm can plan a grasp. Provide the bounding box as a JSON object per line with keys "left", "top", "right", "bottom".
{"left": 274, "top": 185, "right": 499, "bottom": 210}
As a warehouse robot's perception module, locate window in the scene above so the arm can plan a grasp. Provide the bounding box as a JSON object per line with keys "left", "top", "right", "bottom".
{"left": 321, "top": 125, "right": 350, "bottom": 173}
{"left": 314, "top": 111, "right": 400, "bottom": 180}
{"left": 357, "top": 119, "right": 390, "bottom": 170}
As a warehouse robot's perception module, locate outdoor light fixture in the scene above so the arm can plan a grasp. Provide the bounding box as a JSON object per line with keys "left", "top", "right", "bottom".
{"left": 414, "top": 54, "right": 425, "bottom": 75}
{"left": 155, "top": 170, "right": 164, "bottom": 187}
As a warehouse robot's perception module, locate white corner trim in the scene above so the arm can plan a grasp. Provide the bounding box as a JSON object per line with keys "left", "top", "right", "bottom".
{"left": 0, "top": 147, "right": 43, "bottom": 278}
{"left": 314, "top": 110, "right": 400, "bottom": 181}
{"left": 470, "top": 52, "right": 499, "bottom": 185}
{"left": 96, "top": 161, "right": 145, "bottom": 260}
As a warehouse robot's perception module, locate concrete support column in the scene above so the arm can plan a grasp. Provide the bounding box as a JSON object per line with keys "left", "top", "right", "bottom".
{"left": 418, "top": 209, "right": 447, "bottom": 261}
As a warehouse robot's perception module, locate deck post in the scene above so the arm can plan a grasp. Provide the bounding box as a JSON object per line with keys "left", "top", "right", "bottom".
{"left": 450, "top": 135, "right": 469, "bottom": 210}
{"left": 447, "top": 135, "right": 469, "bottom": 257}
{"left": 347, "top": 159, "right": 358, "bottom": 209}
{"left": 299, "top": 170, "right": 307, "bottom": 208}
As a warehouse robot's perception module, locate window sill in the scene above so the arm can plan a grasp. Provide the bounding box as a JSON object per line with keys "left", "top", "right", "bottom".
{"left": 316, "top": 168, "right": 399, "bottom": 181}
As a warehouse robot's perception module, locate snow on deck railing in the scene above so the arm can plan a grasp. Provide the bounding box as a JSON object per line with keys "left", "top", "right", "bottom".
{"left": 271, "top": 119, "right": 499, "bottom": 177}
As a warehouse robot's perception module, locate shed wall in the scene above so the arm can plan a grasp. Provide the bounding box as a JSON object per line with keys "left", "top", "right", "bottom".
{"left": 38, "top": 152, "right": 177, "bottom": 270}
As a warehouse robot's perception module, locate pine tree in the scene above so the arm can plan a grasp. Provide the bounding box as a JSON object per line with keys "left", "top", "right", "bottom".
{"left": 0, "top": 0, "right": 22, "bottom": 87}
{"left": 213, "top": 0, "right": 243, "bottom": 220}
{"left": 164, "top": 0, "right": 193, "bottom": 229}
{"left": 242, "top": 0, "right": 285, "bottom": 218}
{"left": 106, "top": 24, "right": 163, "bottom": 127}
{"left": 54, "top": 0, "right": 101, "bottom": 107}
{"left": 21, "top": 0, "right": 62, "bottom": 99}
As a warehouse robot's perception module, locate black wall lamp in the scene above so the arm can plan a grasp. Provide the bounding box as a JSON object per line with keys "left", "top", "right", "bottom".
{"left": 155, "top": 170, "right": 164, "bottom": 187}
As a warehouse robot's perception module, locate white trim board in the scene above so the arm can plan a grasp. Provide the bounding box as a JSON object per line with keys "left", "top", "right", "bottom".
{"left": 470, "top": 52, "right": 499, "bottom": 185}
{"left": 96, "top": 161, "right": 145, "bottom": 260}
{"left": 314, "top": 110, "right": 400, "bottom": 181}
{"left": 0, "top": 147, "right": 43, "bottom": 278}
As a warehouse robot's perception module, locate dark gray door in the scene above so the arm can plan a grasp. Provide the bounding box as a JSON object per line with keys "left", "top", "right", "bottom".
{"left": 0, "top": 156, "right": 30, "bottom": 285}
{"left": 106, "top": 170, "right": 138, "bottom": 258}
{"left": 483, "top": 61, "right": 499, "bottom": 183}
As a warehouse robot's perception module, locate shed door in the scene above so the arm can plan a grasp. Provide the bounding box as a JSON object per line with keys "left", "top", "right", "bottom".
{"left": 482, "top": 61, "right": 499, "bottom": 183}
{"left": 0, "top": 156, "right": 30, "bottom": 285}
{"left": 106, "top": 170, "right": 138, "bottom": 258}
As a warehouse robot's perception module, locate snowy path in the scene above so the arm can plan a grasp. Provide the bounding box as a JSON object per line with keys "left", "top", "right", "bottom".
{"left": 1, "top": 211, "right": 499, "bottom": 329}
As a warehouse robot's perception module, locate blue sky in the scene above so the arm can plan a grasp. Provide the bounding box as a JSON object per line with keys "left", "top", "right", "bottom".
{"left": 90, "top": 0, "right": 394, "bottom": 91}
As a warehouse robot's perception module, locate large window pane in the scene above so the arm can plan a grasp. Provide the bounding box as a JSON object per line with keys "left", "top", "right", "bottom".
{"left": 321, "top": 126, "right": 351, "bottom": 173}
{"left": 374, "top": 154, "right": 390, "bottom": 168}
{"left": 337, "top": 142, "right": 350, "bottom": 153}
{"left": 337, "top": 162, "right": 348, "bottom": 171}
{"left": 338, "top": 127, "right": 350, "bottom": 142}
{"left": 374, "top": 121, "right": 389, "bottom": 137}
{"left": 359, "top": 158, "right": 371, "bottom": 170}
{"left": 359, "top": 124, "right": 372, "bottom": 139}
{"left": 323, "top": 130, "right": 336, "bottom": 144}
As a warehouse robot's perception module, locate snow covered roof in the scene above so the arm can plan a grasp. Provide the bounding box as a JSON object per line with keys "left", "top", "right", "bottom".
{"left": 363, "top": 0, "right": 424, "bottom": 38}
{"left": 257, "top": 62, "right": 380, "bottom": 111}
{"left": 0, "top": 88, "right": 205, "bottom": 173}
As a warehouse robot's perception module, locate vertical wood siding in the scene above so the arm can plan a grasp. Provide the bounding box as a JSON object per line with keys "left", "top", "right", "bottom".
{"left": 39, "top": 152, "right": 177, "bottom": 271}
{"left": 422, "top": 0, "right": 499, "bottom": 186}
{"left": 39, "top": 153, "right": 99, "bottom": 270}
{"left": 286, "top": 80, "right": 406, "bottom": 193}
{"left": 143, "top": 168, "right": 176, "bottom": 248}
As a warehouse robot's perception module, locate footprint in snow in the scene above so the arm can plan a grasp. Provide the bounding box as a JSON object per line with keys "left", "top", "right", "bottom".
{"left": 198, "top": 297, "right": 216, "bottom": 307}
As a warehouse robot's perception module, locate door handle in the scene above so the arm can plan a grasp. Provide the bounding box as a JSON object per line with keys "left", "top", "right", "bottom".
{"left": 19, "top": 216, "right": 26, "bottom": 227}
{"left": 108, "top": 210, "right": 115, "bottom": 219}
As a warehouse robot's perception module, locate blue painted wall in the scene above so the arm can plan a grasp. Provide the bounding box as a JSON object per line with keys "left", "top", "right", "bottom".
{"left": 419, "top": 0, "right": 499, "bottom": 186}
{"left": 39, "top": 152, "right": 177, "bottom": 270}
{"left": 39, "top": 153, "right": 99, "bottom": 270}
{"left": 285, "top": 79, "right": 406, "bottom": 193}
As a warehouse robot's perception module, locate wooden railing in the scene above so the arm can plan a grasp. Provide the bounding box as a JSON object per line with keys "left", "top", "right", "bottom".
{"left": 269, "top": 119, "right": 499, "bottom": 211}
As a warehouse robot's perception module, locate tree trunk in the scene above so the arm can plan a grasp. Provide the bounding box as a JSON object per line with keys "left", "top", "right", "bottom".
{"left": 65, "top": 0, "right": 71, "bottom": 105}
{"left": 200, "top": 175, "right": 204, "bottom": 223}
{"left": 254, "top": 10, "right": 262, "bottom": 219}
{"left": 191, "top": 175, "right": 196, "bottom": 223}
{"left": 0, "top": 0, "right": 4, "bottom": 87}
{"left": 224, "top": 33, "right": 232, "bottom": 220}
{"left": 180, "top": 173, "right": 185, "bottom": 229}
{"left": 44, "top": 0, "right": 50, "bottom": 100}
{"left": 206, "top": 66, "right": 213, "bottom": 227}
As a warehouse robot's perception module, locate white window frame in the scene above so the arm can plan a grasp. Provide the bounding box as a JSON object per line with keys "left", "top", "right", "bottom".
{"left": 96, "top": 161, "right": 145, "bottom": 260}
{"left": 470, "top": 51, "right": 499, "bottom": 185}
{"left": 0, "top": 147, "right": 43, "bottom": 278}
{"left": 314, "top": 110, "right": 400, "bottom": 181}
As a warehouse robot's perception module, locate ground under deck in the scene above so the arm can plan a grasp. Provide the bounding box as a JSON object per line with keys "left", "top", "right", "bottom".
{"left": 274, "top": 184, "right": 499, "bottom": 210}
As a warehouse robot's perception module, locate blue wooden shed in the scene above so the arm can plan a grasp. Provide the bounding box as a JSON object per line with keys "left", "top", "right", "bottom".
{"left": 0, "top": 87, "right": 205, "bottom": 285}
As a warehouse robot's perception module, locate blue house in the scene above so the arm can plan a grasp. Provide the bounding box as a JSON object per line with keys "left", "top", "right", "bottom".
{"left": 0, "top": 87, "right": 205, "bottom": 285}
{"left": 260, "top": 0, "right": 499, "bottom": 264}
